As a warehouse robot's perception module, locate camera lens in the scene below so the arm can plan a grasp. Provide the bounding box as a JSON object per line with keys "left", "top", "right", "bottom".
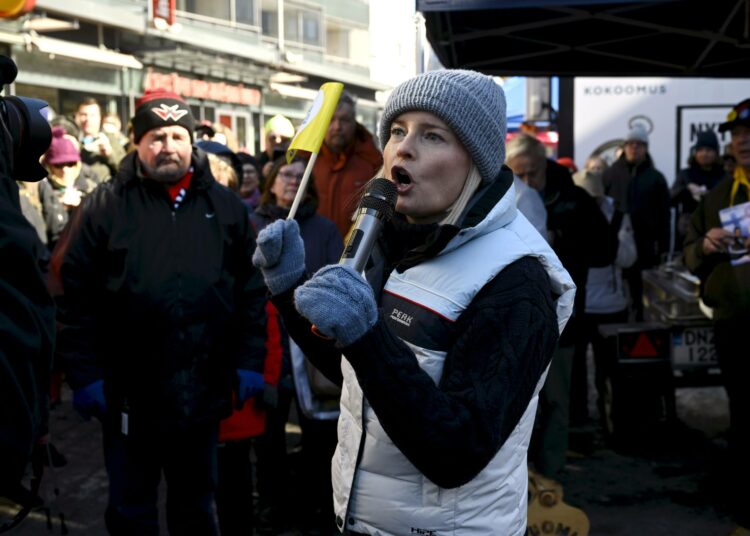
{"left": 1, "top": 96, "right": 52, "bottom": 181}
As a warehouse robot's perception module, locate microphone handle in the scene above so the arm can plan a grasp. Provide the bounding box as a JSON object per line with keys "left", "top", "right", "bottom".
{"left": 339, "top": 209, "right": 385, "bottom": 273}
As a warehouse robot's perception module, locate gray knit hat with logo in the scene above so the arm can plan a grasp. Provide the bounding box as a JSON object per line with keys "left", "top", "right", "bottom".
{"left": 379, "top": 69, "right": 507, "bottom": 184}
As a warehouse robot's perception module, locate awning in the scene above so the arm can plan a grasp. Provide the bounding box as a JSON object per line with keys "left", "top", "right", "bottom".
{"left": 30, "top": 33, "right": 143, "bottom": 70}
{"left": 418, "top": 0, "right": 750, "bottom": 77}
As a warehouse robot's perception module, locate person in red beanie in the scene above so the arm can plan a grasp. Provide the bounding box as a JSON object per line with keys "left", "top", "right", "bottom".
{"left": 556, "top": 156, "right": 578, "bottom": 175}
{"left": 54, "top": 88, "right": 267, "bottom": 535}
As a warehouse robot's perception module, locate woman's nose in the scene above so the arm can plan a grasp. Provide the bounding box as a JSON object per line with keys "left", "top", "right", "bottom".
{"left": 395, "top": 135, "right": 415, "bottom": 159}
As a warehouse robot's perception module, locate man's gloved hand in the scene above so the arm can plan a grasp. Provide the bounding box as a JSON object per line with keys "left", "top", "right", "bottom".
{"left": 236, "top": 369, "right": 265, "bottom": 407}
{"left": 252, "top": 219, "right": 305, "bottom": 295}
{"left": 294, "top": 265, "right": 378, "bottom": 347}
{"left": 72, "top": 380, "right": 106, "bottom": 419}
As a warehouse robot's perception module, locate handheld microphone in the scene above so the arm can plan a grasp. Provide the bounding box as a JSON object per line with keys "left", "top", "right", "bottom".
{"left": 310, "top": 177, "right": 398, "bottom": 340}
{"left": 339, "top": 177, "right": 398, "bottom": 273}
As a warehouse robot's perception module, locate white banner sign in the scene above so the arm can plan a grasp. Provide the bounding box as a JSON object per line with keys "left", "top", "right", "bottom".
{"left": 574, "top": 78, "right": 749, "bottom": 185}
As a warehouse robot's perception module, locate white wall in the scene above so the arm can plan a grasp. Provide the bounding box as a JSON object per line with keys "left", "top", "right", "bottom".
{"left": 574, "top": 77, "right": 750, "bottom": 185}
{"left": 368, "top": 0, "right": 417, "bottom": 88}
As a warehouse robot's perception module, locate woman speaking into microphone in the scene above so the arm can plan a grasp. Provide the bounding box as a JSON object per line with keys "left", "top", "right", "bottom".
{"left": 252, "top": 69, "right": 575, "bottom": 535}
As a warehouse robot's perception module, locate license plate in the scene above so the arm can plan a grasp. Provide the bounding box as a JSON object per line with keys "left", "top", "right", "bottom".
{"left": 672, "top": 327, "right": 718, "bottom": 369}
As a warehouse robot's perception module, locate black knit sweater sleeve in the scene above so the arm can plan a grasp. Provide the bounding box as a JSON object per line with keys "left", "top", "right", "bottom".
{"left": 343, "top": 256, "right": 559, "bottom": 488}
{"left": 271, "top": 279, "right": 345, "bottom": 386}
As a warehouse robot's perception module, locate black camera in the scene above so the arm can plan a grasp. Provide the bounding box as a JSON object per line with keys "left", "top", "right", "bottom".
{"left": 0, "top": 55, "right": 51, "bottom": 181}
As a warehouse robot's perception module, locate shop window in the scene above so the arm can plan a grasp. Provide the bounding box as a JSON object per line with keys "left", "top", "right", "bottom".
{"left": 236, "top": 0, "right": 256, "bottom": 26}
{"left": 190, "top": 104, "right": 201, "bottom": 122}
{"left": 326, "top": 23, "right": 348, "bottom": 59}
{"left": 236, "top": 116, "right": 248, "bottom": 150}
{"left": 178, "top": 0, "right": 255, "bottom": 25}
{"left": 326, "top": 20, "right": 368, "bottom": 66}
{"left": 301, "top": 11, "right": 320, "bottom": 46}
{"left": 283, "top": 5, "right": 322, "bottom": 46}
{"left": 181, "top": 0, "right": 230, "bottom": 20}
{"left": 204, "top": 106, "right": 216, "bottom": 123}
{"left": 261, "top": 0, "right": 277, "bottom": 37}
{"left": 284, "top": 7, "right": 300, "bottom": 43}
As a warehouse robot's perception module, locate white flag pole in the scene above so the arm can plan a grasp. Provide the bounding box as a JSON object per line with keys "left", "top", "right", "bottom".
{"left": 286, "top": 152, "right": 318, "bottom": 221}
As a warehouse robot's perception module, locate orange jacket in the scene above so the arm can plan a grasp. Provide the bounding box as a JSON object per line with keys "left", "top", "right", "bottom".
{"left": 313, "top": 124, "right": 383, "bottom": 238}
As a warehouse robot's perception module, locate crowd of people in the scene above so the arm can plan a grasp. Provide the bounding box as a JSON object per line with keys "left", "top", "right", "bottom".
{"left": 4, "top": 61, "right": 749, "bottom": 535}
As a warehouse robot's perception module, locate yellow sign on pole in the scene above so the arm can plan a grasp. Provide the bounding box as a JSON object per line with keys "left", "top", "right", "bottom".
{"left": 286, "top": 82, "right": 344, "bottom": 164}
{"left": 285, "top": 82, "right": 344, "bottom": 221}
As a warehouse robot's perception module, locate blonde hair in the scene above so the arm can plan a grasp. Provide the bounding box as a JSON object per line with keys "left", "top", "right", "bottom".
{"left": 440, "top": 164, "right": 482, "bottom": 226}
{"left": 208, "top": 153, "right": 238, "bottom": 191}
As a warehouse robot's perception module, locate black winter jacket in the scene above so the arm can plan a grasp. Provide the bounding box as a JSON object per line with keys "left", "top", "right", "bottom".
{"left": 250, "top": 199, "right": 343, "bottom": 384}
{"left": 0, "top": 169, "right": 54, "bottom": 490}
{"left": 38, "top": 164, "right": 100, "bottom": 250}
{"left": 56, "top": 149, "right": 267, "bottom": 429}
{"left": 684, "top": 175, "right": 750, "bottom": 320}
{"left": 604, "top": 154, "right": 670, "bottom": 268}
{"left": 543, "top": 160, "right": 617, "bottom": 344}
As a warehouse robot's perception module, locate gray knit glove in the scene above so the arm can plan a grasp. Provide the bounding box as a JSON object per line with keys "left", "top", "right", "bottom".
{"left": 252, "top": 219, "right": 305, "bottom": 295}
{"left": 294, "top": 265, "right": 378, "bottom": 347}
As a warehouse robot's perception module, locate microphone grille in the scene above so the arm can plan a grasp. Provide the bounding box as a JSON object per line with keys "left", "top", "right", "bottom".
{"left": 360, "top": 177, "right": 398, "bottom": 220}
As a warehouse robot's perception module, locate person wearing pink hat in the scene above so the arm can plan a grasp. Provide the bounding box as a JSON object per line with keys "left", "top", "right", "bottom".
{"left": 38, "top": 127, "right": 100, "bottom": 250}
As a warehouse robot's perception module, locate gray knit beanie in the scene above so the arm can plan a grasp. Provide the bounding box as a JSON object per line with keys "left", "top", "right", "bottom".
{"left": 379, "top": 69, "right": 507, "bottom": 184}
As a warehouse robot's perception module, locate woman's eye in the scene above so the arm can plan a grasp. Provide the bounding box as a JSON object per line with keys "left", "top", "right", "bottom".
{"left": 425, "top": 132, "right": 443, "bottom": 142}
{"left": 390, "top": 127, "right": 405, "bottom": 137}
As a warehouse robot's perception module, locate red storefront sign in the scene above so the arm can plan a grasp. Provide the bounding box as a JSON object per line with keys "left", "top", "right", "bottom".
{"left": 143, "top": 69, "right": 262, "bottom": 107}
{"left": 152, "top": 0, "right": 175, "bottom": 26}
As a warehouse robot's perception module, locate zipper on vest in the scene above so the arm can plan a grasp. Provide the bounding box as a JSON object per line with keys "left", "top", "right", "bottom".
{"left": 339, "top": 396, "right": 369, "bottom": 532}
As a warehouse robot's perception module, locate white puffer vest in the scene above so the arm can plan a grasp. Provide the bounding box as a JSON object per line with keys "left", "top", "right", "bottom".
{"left": 333, "top": 183, "right": 575, "bottom": 536}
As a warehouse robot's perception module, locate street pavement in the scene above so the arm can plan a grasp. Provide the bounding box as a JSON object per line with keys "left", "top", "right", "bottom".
{"left": 2, "top": 378, "right": 739, "bottom": 535}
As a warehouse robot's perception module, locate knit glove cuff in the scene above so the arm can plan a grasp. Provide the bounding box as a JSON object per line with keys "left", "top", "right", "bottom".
{"left": 294, "top": 265, "right": 378, "bottom": 347}
{"left": 252, "top": 219, "right": 305, "bottom": 295}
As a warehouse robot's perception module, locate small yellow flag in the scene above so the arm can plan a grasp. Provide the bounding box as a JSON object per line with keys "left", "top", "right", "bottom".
{"left": 286, "top": 82, "right": 344, "bottom": 163}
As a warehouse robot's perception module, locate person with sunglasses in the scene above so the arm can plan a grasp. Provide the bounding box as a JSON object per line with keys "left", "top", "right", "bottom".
{"left": 38, "top": 127, "right": 101, "bottom": 251}
{"left": 248, "top": 155, "right": 343, "bottom": 535}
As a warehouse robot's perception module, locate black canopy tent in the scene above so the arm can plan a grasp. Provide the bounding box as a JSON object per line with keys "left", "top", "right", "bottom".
{"left": 417, "top": 0, "right": 750, "bottom": 156}
{"left": 418, "top": 0, "right": 750, "bottom": 77}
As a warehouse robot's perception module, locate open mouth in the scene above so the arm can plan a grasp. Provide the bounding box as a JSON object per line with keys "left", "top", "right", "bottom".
{"left": 392, "top": 166, "right": 412, "bottom": 185}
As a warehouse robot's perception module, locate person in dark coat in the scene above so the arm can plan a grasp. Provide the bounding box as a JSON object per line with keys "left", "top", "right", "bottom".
{"left": 55, "top": 89, "right": 267, "bottom": 535}
{"left": 236, "top": 152, "right": 262, "bottom": 212}
{"left": 671, "top": 129, "right": 727, "bottom": 250}
{"left": 312, "top": 93, "right": 384, "bottom": 239}
{"left": 250, "top": 156, "right": 343, "bottom": 535}
{"left": 0, "top": 53, "right": 55, "bottom": 501}
{"left": 603, "top": 125, "right": 670, "bottom": 320}
{"left": 683, "top": 98, "right": 750, "bottom": 531}
{"left": 506, "top": 133, "right": 618, "bottom": 478}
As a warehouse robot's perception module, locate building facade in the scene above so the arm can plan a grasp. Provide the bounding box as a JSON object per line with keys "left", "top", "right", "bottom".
{"left": 0, "top": 0, "right": 413, "bottom": 154}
